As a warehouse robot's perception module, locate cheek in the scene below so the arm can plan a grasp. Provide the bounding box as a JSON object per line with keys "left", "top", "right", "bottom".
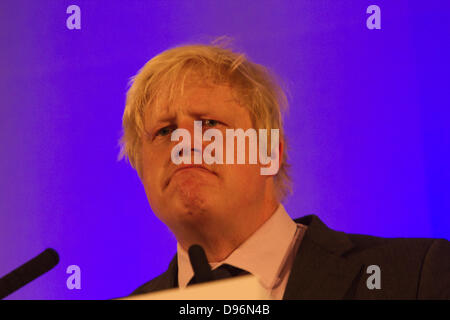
{"left": 218, "top": 165, "right": 267, "bottom": 206}
{"left": 222, "top": 163, "right": 264, "bottom": 186}
{"left": 141, "top": 138, "right": 170, "bottom": 173}
{"left": 142, "top": 170, "right": 159, "bottom": 205}
{"left": 140, "top": 148, "right": 164, "bottom": 193}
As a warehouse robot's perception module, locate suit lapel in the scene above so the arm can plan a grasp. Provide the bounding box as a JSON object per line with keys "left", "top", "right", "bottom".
{"left": 163, "top": 254, "right": 179, "bottom": 288}
{"left": 143, "top": 254, "right": 178, "bottom": 293}
{"left": 283, "top": 215, "right": 364, "bottom": 299}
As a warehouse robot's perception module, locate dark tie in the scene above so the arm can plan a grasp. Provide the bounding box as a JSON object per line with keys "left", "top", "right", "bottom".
{"left": 188, "top": 264, "right": 250, "bottom": 286}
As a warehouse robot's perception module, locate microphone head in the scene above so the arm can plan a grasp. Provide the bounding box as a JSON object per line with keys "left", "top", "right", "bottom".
{"left": 0, "top": 248, "right": 60, "bottom": 299}
{"left": 40, "top": 248, "right": 60, "bottom": 268}
{"left": 188, "top": 244, "right": 213, "bottom": 284}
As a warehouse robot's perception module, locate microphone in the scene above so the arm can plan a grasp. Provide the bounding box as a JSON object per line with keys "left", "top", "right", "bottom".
{"left": 188, "top": 244, "right": 213, "bottom": 284}
{"left": 0, "top": 248, "right": 59, "bottom": 299}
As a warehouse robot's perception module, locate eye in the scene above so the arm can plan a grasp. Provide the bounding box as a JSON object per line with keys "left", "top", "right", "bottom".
{"left": 155, "top": 126, "right": 175, "bottom": 137}
{"left": 202, "top": 119, "right": 219, "bottom": 127}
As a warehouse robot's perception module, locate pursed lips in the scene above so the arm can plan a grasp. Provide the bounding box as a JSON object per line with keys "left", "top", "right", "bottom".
{"left": 165, "top": 164, "right": 216, "bottom": 188}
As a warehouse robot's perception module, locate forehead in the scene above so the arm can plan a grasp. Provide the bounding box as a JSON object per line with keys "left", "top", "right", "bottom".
{"left": 147, "top": 81, "right": 248, "bottom": 122}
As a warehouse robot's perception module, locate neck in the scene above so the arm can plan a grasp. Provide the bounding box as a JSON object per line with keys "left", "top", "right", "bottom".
{"left": 177, "top": 198, "right": 279, "bottom": 262}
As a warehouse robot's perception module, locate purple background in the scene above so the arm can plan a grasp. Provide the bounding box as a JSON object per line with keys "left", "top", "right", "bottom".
{"left": 0, "top": 1, "right": 449, "bottom": 299}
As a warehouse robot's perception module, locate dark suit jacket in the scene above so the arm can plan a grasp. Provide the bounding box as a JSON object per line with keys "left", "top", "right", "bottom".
{"left": 131, "top": 214, "right": 450, "bottom": 299}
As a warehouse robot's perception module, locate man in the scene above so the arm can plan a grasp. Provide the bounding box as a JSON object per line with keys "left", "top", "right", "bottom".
{"left": 119, "top": 39, "right": 450, "bottom": 299}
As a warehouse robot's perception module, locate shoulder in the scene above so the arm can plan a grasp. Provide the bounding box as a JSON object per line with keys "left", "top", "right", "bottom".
{"left": 295, "top": 214, "right": 448, "bottom": 259}
{"left": 129, "top": 254, "right": 178, "bottom": 297}
{"left": 131, "top": 272, "right": 170, "bottom": 296}
{"left": 345, "top": 232, "right": 438, "bottom": 259}
{"left": 294, "top": 214, "right": 450, "bottom": 298}
{"left": 345, "top": 234, "right": 450, "bottom": 299}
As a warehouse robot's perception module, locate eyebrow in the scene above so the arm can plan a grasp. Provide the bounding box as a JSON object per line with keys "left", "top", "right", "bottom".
{"left": 153, "top": 110, "right": 221, "bottom": 123}
{"left": 150, "top": 100, "right": 238, "bottom": 126}
{"left": 152, "top": 114, "right": 176, "bottom": 126}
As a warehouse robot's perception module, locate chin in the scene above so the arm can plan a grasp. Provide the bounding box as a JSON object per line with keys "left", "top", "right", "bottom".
{"left": 170, "top": 176, "right": 213, "bottom": 202}
{"left": 176, "top": 189, "right": 209, "bottom": 213}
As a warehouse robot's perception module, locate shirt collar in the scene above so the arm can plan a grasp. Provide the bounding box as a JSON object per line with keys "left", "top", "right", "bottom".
{"left": 177, "top": 204, "right": 298, "bottom": 289}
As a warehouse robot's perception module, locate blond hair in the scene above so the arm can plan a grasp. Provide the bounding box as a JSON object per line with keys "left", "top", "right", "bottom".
{"left": 119, "top": 37, "right": 292, "bottom": 201}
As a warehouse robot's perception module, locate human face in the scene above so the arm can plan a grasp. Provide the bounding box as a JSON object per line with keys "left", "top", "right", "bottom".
{"left": 140, "top": 81, "right": 275, "bottom": 235}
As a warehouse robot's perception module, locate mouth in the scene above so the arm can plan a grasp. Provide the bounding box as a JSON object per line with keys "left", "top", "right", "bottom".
{"left": 174, "top": 165, "right": 212, "bottom": 175}
{"left": 164, "top": 165, "right": 216, "bottom": 188}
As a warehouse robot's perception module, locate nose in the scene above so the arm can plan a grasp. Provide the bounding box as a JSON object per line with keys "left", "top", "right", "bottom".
{"left": 174, "top": 119, "right": 203, "bottom": 163}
